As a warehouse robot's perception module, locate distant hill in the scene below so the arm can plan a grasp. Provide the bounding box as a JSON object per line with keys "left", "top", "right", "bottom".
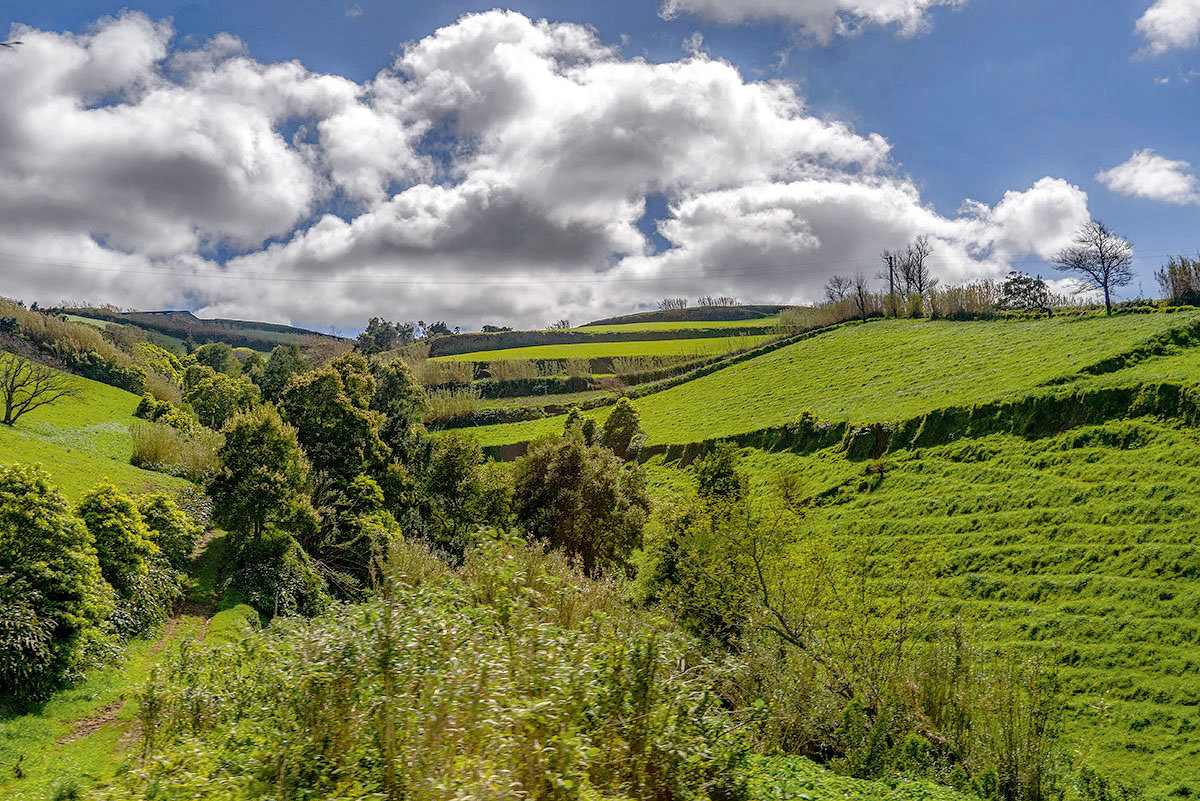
{"left": 59, "top": 307, "right": 345, "bottom": 353}
{"left": 583, "top": 304, "right": 788, "bottom": 326}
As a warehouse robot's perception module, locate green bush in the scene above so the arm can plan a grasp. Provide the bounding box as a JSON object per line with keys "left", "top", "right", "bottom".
{"left": 225, "top": 527, "right": 330, "bottom": 618}
{"left": 139, "top": 493, "right": 203, "bottom": 571}
{"left": 0, "top": 465, "right": 111, "bottom": 699}
{"left": 76, "top": 483, "right": 159, "bottom": 597}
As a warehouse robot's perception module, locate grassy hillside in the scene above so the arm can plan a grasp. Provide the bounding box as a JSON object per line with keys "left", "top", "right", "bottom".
{"left": 670, "top": 417, "right": 1200, "bottom": 799}
{"left": 456, "top": 313, "right": 1200, "bottom": 447}
{"left": 435, "top": 334, "right": 773, "bottom": 362}
{"left": 0, "top": 359, "right": 189, "bottom": 498}
{"left": 578, "top": 316, "right": 780, "bottom": 334}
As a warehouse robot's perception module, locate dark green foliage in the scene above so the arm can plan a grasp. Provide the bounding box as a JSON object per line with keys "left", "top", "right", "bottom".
{"left": 513, "top": 430, "right": 651, "bottom": 575}
{"left": 209, "top": 406, "right": 310, "bottom": 539}
{"left": 600, "top": 397, "right": 645, "bottom": 459}
{"left": 419, "top": 432, "right": 496, "bottom": 559}
{"left": 192, "top": 342, "right": 239, "bottom": 375}
{"left": 354, "top": 316, "right": 415, "bottom": 354}
{"left": 184, "top": 372, "right": 258, "bottom": 430}
{"left": 76, "top": 483, "right": 159, "bottom": 597}
{"left": 696, "top": 441, "right": 748, "bottom": 509}
{"left": 1000, "top": 272, "right": 1051, "bottom": 314}
{"left": 258, "top": 344, "right": 306, "bottom": 401}
{"left": 181, "top": 362, "right": 216, "bottom": 391}
{"left": 138, "top": 493, "right": 202, "bottom": 571}
{"left": 279, "top": 353, "right": 389, "bottom": 485}
{"left": 370, "top": 358, "right": 427, "bottom": 450}
{"left": 0, "top": 465, "right": 110, "bottom": 698}
{"left": 225, "top": 527, "right": 330, "bottom": 618}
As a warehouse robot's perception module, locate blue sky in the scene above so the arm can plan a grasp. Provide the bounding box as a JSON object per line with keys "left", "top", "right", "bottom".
{"left": 0, "top": 0, "right": 1196, "bottom": 327}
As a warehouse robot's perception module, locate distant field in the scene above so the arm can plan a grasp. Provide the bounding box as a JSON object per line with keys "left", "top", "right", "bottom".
{"left": 0, "top": 359, "right": 189, "bottom": 498}
{"left": 668, "top": 418, "right": 1200, "bottom": 799}
{"left": 455, "top": 314, "right": 1200, "bottom": 447}
{"left": 435, "top": 334, "right": 773, "bottom": 362}
{"left": 577, "top": 317, "right": 780, "bottom": 334}
{"left": 63, "top": 313, "right": 111, "bottom": 329}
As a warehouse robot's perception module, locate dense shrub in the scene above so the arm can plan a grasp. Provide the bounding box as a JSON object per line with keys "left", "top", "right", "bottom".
{"left": 259, "top": 344, "right": 307, "bottom": 401}
{"left": 513, "top": 430, "right": 651, "bottom": 575}
{"left": 599, "top": 397, "right": 645, "bottom": 460}
{"left": 139, "top": 493, "right": 203, "bottom": 571}
{"left": 76, "top": 483, "right": 160, "bottom": 596}
{"left": 134, "top": 342, "right": 184, "bottom": 383}
{"left": 0, "top": 465, "right": 112, "bottom": 699}
{"left": 100, "top": 542, "right": 750, "bottom": 801}
{"left": 185, "top": 373, "right": 259, "bottom": 430}
{"left": 225, "top": 527, "right": 330, "bottom": 618}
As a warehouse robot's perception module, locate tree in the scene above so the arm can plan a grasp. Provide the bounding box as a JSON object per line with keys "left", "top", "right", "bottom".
{"left": 546, "top": 319, "right": 572, "bottom": 330}
{"left": 422, "top": 432, "right": 491, "bottom": 559}
{"left": 425, "top": 321, "right": 453, "bottom": 337}
{"left": 512, "top": 431, "right": 651, "bottom": 576}
{"left": 76, "top": 483, "right": 159, "bottom": 597}
{"left": 259, "top": 344, "right": 306, "bottom": 402}
{"left": 192, "top": 342, "right": 239, "bottom": 375}
{"left": 185, "top": 373, "right": 259, "bottom": 430}
{"left": 824, "top": 275, "right": 852, "bottom": 304}
{"left": 852, "top": 271, "right": 873, "bottom": 321}
{"left": 370, "top": 358, "right": 428, "bottom": 452}
{"left": 0, "top": 353, "right": 80, "bottom": 426}
{"left": 599, "top": 397, "right": 644, "bottom": 460}
{"left": 279, "top": 353, "right": 388, "bottom": 485}
{"left": 900, "top": 236, "right": 938, "bottom": 297}
{"left": 355, "top": 317, "right": 401, "bottom": 355}
{"left": 1000, "top": 272, "right": 1052, "bottom": 315}
{"left": 1052, "top": 220, "right": 1134, "bottom": 314}
{"left": 0, "top": 465, "right": 111, "bottom": 697}
{"left": 209, "top": 405, "right": 311, "bottom": 539}
{"left": 657, "top": 298, "right": 689, "bottom": 311}
{"left": 138, "top": 493, "right": 202, "bottom": 572}
{"left": 1154, "top": 255, "right": 1200, "bottom": 306}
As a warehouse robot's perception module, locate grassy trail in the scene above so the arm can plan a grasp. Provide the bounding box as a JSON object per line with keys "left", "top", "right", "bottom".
{"left": 0, "top": 535, "right": 250, "bottom": 800}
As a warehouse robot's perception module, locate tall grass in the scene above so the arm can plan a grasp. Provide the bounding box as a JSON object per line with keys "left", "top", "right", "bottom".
{"left": 143, "top": 373, "right": 183, "bottom": 406}
{"left": 424, "top": 386, "right": 484, "bottom": 423}
{"left": 487, "top": 359, "right": 540, "bottom": 381}
{"left": 612, "top": 355, "right": 692, "bottom": 375}
{"left": 410, "top": 359, "right": 474, "bottom": 386}
{"left": 130, "top": 422, "right": 222, "bottom": 481}
{"left": 102, "top": 541, "right": 749, "bottom": 801}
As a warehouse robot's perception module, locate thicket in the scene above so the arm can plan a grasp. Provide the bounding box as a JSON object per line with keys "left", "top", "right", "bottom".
{"left": 0, "top": 466, "right": 196, "bottom": 702}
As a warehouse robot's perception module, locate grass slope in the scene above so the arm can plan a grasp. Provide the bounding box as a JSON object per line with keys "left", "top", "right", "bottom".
{"left": 668, "top": 418, "right": 1200, "bottom": 799}
{"left": 435, "top": 334, "right": 773, "bottom": 362}
{"left": 578, "top": 317, "right": 780, "bottom": 334}
{"left": 0, "top": 359, "right": 188, "bottom": 498}
{"left": 458, "top": 314, "right": 1200, "bottom": 448}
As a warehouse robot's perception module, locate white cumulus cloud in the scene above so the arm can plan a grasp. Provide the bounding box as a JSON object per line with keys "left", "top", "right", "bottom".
{"left": 659, "top": 0, "right": 967, "bottom": 42}
{"left": 0, "top": 10, "right": 1088, "bottom": 330}
{"left": 1137, "top": 0, "right": 1200, "bottom": 55}
{"left": 1097, "top": 149, "right": 1199, "bottom": 205}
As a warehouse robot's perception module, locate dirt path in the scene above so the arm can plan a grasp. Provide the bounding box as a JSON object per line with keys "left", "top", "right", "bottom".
{"left": 57, "top": 599, "right": 215, "bottom": 745}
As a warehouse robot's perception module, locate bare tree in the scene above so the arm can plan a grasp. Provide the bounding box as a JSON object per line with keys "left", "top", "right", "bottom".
{"left": 656, "top": 297, "right": 689, "bottom": 311}
{"left": 546, "top": 319, "right": 572, "bottom": 330}
{"left": 824, "top": 275, "right": 852, "bottom": 303}
{"left": 900, "top": 236, "right": 938, "bottom": 298}
{"left": 0, "top": 353, "right": 80, "bottom": 426}
{"left": 851, "top": 271, "right": 872, "bottom": 321}
{"left": 1053, "top": 220, "right": 1134, "bottom": 314}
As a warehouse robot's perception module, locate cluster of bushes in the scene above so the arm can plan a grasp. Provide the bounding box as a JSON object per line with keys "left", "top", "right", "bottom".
{"left": 0, "top": 465, "right": 200, "bottom": 702}
{"left": 0, "top": 297, "right": 147, "bottom": 392}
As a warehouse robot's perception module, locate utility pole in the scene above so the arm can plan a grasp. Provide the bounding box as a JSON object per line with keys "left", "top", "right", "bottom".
{"left": 886, "top": 253, "right": 896, "bottom": 318}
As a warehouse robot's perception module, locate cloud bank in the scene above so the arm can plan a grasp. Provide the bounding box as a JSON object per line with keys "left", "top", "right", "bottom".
{"left": 0, "top": 10, "right": 1087, "bottom": 330}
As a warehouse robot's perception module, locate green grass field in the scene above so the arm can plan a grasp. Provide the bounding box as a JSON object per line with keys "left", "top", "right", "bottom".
{"left": 577, "top": 317, "right": 781, "bottom": 334}
{"left": 435, "top": 334, "right": 774, "bottom": 362}
{"left": 0, "top": 359, "right": 189, "bottom": 498}
{"left": 644, "top": 417, "right": 1200, "bottom": 798}
{"left": 455, "top": 313, "right": 1200, "bottom": 447}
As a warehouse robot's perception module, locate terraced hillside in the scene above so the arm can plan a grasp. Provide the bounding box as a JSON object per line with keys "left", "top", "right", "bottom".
{"left": 670, "top": 417, "right": 1200, "bottom": 799}
{"left": 456, "top": 312, "right": 1200, "bottom": 447}
{"left": 0, "top": 359, "right": 188, "bottom": 498}
{"left": 435, "top": 334, "right": 772, "bottom": 362}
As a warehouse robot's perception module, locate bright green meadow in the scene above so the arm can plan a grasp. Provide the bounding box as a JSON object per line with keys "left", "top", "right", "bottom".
{"left": 435, "top": 334, "right": 773, "bottom": 362}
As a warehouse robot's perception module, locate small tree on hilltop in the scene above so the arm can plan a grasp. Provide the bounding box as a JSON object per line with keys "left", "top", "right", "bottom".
{"left": 824, "top": 275, "right": 852, "bottom": 304}
{"left": 210, "top": 406, "right": 311, "bottom": 539}
{"left": 0, "top": 353, "right": 80, "bottom": 426}
{"left": 599, "top": 398, "right": 644, "bottom": 460}
{"left": 1053, "top": 220, "right": 1134, "bottom": 314}
{"left": 512, "top": 431, "right": 651, "bottom": 576}
{"left": 1000, "top": 272, "right": 1052, "bottom": 316}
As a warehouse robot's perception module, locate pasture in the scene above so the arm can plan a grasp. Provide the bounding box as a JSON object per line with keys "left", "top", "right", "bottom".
{"left": 434, "top": 334, "right": 774, "bottom": 362}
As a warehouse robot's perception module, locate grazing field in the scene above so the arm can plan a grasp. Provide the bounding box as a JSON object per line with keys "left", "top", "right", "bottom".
{"left": 435, "top": 334, "right": 773, "bottom": 362}
{"left": 457, "top": 313, "right": 1200, "bottom": 447}
{"left": 0, "top": 359, "right": 189, "bottom": 498}
{"left": 648, "top": 417, "right": 1200, "bottom": 799}
{"left": 578, "top": 316, "right": 781, "bottom": 334}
